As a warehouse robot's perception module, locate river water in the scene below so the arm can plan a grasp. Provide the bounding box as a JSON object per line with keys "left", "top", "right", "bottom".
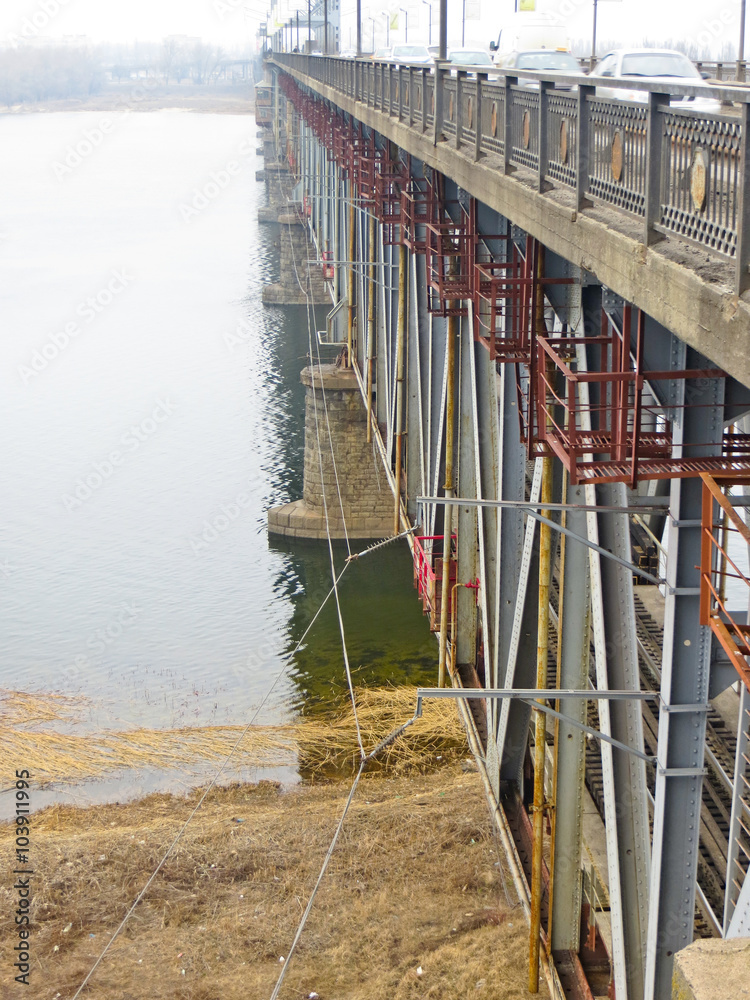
{"left": 0, "top": 110, "right": 435, "bottom": 807}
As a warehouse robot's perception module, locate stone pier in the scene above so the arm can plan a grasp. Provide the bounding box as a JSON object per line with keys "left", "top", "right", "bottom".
{"left": 671, "top": 938, "right": 750, "bottom": 999}
{"left": 267, "top": 365, "right": 394, "bottom": 540}
{"left": 261, "top": 211, "right": 330, "bottom": 305}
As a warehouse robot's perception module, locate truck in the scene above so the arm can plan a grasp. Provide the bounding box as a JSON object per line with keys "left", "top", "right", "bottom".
{"left": 489, "top": 12, "right": 570, "bottom": 66}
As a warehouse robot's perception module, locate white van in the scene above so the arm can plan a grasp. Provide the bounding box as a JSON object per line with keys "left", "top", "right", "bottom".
{"left": 490, "top": 12, "right": 570, "bottom": 67}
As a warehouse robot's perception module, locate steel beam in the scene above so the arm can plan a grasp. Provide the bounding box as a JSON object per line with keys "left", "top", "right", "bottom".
{"left": 645, "top": 348, "right": 725, "bottom": 1000}
{"left": 495, "top": 458, "right": 542, "bottom": 787}
{"left": 589, "top": 483, "right": 651, "bottom": 1000}
{"left": 456, "top": 315, "right": 479, "bottom": 669}
{"left": 550, "top": 486, "right": 590, "bottom": 953}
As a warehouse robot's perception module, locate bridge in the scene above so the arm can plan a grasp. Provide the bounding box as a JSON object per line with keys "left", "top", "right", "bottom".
{"left": 256, "top": 55, "right": 750, "bottom": 1000}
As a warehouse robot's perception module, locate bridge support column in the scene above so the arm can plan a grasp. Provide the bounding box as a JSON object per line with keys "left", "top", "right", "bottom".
{"left": 261, "top": 212, "right": 330, "bottom": 305}
{"left": 268, "top": 365, "right": 393, "bottom": 540}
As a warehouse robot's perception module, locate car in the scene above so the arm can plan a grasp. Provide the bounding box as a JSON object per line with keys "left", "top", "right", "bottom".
{"left": 390, "top": 44, "right": 433, "bottom": 65}
{"left": 338, "top": 49, "right": 357, "bottom": 59}
{"left": 499, "top": 49, "right": 585, "bottom": 90}
{"left": 372, "top": 46, "right": 392, "bottom": 61}
{"left": 593, "top": 48, "right": 722, "bottom": 113}
{"left": 447, "top": 48, "right": 495, "bottom": 73}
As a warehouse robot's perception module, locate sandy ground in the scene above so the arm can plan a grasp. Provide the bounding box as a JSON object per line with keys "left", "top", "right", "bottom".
{"left": 0, "top": 765, "right": 546, "bottom": 1000}
{"left": 1, "top": 86, "right": 256, "bottom": 116}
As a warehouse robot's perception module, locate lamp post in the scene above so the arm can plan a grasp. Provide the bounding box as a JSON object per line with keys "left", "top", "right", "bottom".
{"left": 739, "top": 0, "right": 747, "bottom": 81}
{"left": 399, "top": 6, "right": 408, "bottom": 42}
{"left": 590, "top": 0, "right": 598, "bottom": 71}
{"left": 368, "top": 15, "right": 376, "bottom": 51}
{"left": 421, "top": 0, "right": 432, "bottom": 45}
{"left": 380, "top": 9, "right": 390, "bottom": 47}
{"left": 356, "top": 0, "right": 362, "bottom": 56}
{"left": 439, "top": 0, "right": 446, "bottom": 59}
{"left": 324, "top": 0, "right": 328, "bottom": 53}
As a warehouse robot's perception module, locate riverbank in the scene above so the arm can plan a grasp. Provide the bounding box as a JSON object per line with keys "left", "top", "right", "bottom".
{"left": 0, "top": 84, "right": 255, "bottom": 115}
{"left": 0, "top": 765, "right": 543, "bottom": 1000}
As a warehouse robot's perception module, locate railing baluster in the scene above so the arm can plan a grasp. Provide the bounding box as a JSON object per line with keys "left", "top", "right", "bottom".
{"left": 503, "top": 75, "right": 517, "bottom": 174}
{"left": 644, "top": 91, "right": 669, "bottom": 246}
{"left": 475, "top": 72, "right": 486, "bottom": 162}
{"left": 538, "top": 80, "right": 551, "bottom": 193}
{"left": 433, "top": 61, "right": 448, "bottom": 145}
{"left": 736, "top": 102, "right": 750, "bottom": 295}
{"left": 455, "top": 70, "right": 465, "bottom": 150}
{"left": 576, "top": 84, "right": 594, "bottom": 210}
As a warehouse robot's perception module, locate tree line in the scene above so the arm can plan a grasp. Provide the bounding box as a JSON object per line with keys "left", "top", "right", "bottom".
{"left": 0, "top": 39, "right": 254, "bottom": 107}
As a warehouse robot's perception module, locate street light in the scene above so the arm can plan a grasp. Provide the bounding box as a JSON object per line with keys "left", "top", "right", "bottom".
{"left": 380, "top": 9, "right": 390, "bottom": 47}
{"left": 368, "top": 15, "right": 376, "bottom": 51}
{"left": 590, "top": 0, "right": 598, "bottom": 71}
{"left": 399, "top": 6, "right": 408, "bottom": 42}
{"left": 739, "top": 0, "right": 747, "bottom": 81}
{"left": 421, "top": 0, "right": 432, "bottom": 46}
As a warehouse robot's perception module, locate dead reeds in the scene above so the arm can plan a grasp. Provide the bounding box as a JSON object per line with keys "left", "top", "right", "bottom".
{"left": 0, "top": 686, "right": 466, "bottom": 786}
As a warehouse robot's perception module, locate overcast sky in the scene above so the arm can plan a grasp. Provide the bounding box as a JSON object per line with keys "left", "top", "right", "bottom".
{"left": 0, "top": 0, "right": 744, "bottom": 57}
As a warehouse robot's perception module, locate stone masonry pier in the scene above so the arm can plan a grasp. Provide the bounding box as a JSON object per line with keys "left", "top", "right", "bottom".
{"left": 267, "top": 365, "right": 393, "bottom": 540}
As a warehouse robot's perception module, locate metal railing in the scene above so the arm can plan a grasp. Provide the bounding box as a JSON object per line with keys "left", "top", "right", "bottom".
{"left": 272, "top": 53, "right": 750, "bottom": 294}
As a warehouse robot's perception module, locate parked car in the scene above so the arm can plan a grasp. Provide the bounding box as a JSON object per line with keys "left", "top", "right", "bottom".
{"left": 593, "top": 49, "right": 722, "bottom": 112}
{"left": 447, "top": 48, "right": 495, "bottom": 74}
{"left": 500, "top": 48, "right": 585, "bottom": 90}
{"left": 390, "top": 44, "right": 433, "bottom": 65}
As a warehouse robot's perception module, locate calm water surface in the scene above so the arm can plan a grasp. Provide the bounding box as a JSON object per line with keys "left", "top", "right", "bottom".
{"left": 0, "top": 111, "right": 434, "bottom": 806}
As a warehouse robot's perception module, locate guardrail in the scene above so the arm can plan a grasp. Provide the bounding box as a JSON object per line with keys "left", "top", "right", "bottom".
{"left": 273, "top": 53, "right": 750, "bottom": 295}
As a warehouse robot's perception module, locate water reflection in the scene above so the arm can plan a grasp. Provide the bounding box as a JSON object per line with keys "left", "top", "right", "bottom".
{"left": 0, "top": 111, "right": 436, "bottom": 803}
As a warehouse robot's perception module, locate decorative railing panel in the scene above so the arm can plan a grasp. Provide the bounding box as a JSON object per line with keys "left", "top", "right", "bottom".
{"left": 442, "top": 78, "right": 457, "bottom": 139}
{"left": 658, "top": 110, "right": 740, "bottom": 257}
{"left": 510, "top": 87, "right": 539, "bottom": 172}
{"left": 588, "top": 98, "right": 647, "bottom": 217}
{"left": 271, "top": 53, "right": 750, "bottom": 292}
{"left": 479, "top": 82, "right": 505, "bottom": 157}
{"left": 546, "top": 92, "right": 577, "bottom": 189}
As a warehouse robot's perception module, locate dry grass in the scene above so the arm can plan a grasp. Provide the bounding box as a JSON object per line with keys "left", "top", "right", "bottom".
{"left": 0, "top": 767, "right": 544, "bottom": 1000}
{"left": 0, "top": 687, "right": 468, "bottom": 786}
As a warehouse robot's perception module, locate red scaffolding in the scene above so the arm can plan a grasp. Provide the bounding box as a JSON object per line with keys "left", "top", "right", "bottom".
{"left": 700, "top": 472, "right": 750, "bottom": 692}
{"left": 534, "top": 306, "right": 750, "bottom": 485}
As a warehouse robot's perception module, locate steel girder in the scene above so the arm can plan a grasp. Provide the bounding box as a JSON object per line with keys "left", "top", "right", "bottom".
{"left": 644, "top": 347, "right": 725, "bottom": 1000}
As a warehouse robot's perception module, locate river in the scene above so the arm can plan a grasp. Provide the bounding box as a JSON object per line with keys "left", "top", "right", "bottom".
{"left": 0, "top": 110, "right": 435, "bottom": 808}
